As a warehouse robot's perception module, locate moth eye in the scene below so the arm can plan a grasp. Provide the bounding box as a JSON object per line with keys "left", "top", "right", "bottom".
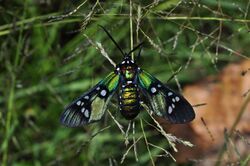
{"left": 121, "top": 66, "right": 126, "bottom": 72}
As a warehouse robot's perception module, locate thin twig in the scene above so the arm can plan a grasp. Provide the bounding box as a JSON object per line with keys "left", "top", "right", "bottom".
{"left": 120, "top": 136, "right": 142, "bottom": 164}
{"left": 142, "top": 103, "right": 194, "bottom": 152}
{"left": 96, "top": 42, "right": 116, "bottom": 67}
{"left": 201, "top": 117, "right": 215, "bottom": 142}
{"left": 148, "top": 143, "right": 176, "bottom": 161}
{"left": 129, "top": 0, "right": 134, "bottom": 60}
{"left": 140, "top": 118, "right": 155, "bottom": 166}
{"left": 83, "top": 34, "right": 116, "bottom": 67}
{"left": 124, "top": 121, "right": 131, "bottom": 146}
{"left": 192, "top": 103, "right": 207, "bottom": 108}
{"left": 107, "top": 110, "right": 125, "bottom": 135}
{"left": 215, "top": 93, "right": 250, "bottom": 165}
{"left": 136, "top": 5, "right": 142, "bottom": 43}
{"left": 48, "top": 0, "right": 88, "bottom": 22}
{"left": 76, "top": 126, "right": 111, "bottom": 155}
{"left": 167, "top": 66, "right": 183, "bottom": 83}
{"left": 132, "top": 121, "right": 138, "bottom": 161}
{"left": 81, "top": 0, "right": 99, "bottom": 31}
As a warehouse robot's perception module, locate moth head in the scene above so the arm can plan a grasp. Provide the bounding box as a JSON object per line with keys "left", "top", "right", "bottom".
{"left": 116, "top": 56, "right": 137, "bottom": 79}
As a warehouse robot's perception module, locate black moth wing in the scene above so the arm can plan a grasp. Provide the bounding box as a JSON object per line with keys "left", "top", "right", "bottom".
{"left": 60, "top": 72, "right": 120, "bottom": 127}
{"left": 138, "top": 69, "right": 195, "bottom": 124}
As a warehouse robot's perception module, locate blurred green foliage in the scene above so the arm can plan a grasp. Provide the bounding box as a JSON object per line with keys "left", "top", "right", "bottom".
{"left": 0, "top": 0, "right": 249, "bottom": 165}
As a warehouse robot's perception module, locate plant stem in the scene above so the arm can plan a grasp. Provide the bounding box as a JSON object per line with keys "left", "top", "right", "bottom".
{"left": 2, "top": 76, "right": 15, "bottom": 166}
{"left": 129, "top": 0, "right": 134, "bottom": 60}
{"left": 1, "top": 1, "right": 26, "bottom": 165}
{"left": 215, "top": 93, "right": 250, "bottom": 166}
{"left": 140, "top": 119, "right": 155, "bottom": 166}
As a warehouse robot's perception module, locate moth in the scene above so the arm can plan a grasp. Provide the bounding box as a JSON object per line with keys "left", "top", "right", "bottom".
{"left": 60, "top": 26, "right": 195, "bottom": 127}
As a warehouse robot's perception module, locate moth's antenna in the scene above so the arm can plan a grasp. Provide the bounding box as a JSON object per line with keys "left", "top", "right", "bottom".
{"left": 98, "top": 25, "right": 125, "bottom": 57}
{"left": 127, "top": 42, "right": 144, "bottom": 56}
{"left": 136, "top": 44, "right": 143, "bottom": 62}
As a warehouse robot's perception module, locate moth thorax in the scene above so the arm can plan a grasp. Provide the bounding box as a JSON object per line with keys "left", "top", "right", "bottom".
{"left": 121, "top": 66, "right": 136, "bottom": 80}
{"left": 125, "top": 70, "right": 135, "bottom": 79}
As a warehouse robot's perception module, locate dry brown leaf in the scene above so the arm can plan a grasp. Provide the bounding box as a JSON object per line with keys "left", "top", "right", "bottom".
{"left": 164, "top": 60, "right": 250, "bottom": 164}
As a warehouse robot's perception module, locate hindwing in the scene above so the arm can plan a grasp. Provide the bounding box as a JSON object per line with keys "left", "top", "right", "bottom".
{"left": 138, "top": 69, "right": 195, "bottom": 124}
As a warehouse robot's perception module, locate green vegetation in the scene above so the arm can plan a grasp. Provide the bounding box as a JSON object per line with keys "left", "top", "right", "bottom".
{"left": 0, "top": 0, "right": 249, "bottom": 165}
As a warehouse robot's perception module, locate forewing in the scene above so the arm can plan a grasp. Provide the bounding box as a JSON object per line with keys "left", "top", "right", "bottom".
{"left": 138, "top": 69, "right": 195, "bottom": 124}
{"left": 60, "top": 72, "right": 120, "bottom": 127}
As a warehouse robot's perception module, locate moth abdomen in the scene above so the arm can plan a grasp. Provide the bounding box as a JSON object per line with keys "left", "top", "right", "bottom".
{"left": 119, "top": 84, "right": 141, "bottom": 120}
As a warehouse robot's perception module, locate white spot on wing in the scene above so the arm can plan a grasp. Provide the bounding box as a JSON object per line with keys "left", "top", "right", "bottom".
{"left": 151, "top": 87, "right": 157, "bottom": 93}
{"left": 84, "top": 96, "right": 89, "bottom": 100}
{"left": 172, "top": 98, "right": 176, "bottom": 102}
{"left": 122, "top": 61, "right": 125, "bottom": 64}
{"left": 168, "top": 106, "right": 173, "bottom": 114}
{"left": 100, "top": 89, "right": 107, "bottom": 97}
{"left": 81, "top": 108, "right": 85, "bottom": 113}
{"left": 77, "top": 101, "right": 81, "bottom": 106}
{"left": 172, "top": 103, "right": 175, "bottom": 108}
{"left": 96, "top": 87, "right": 100, "bottom": 90}
{"left": 157, "top": 84, "right": 162, "bottom": 88}
{"left": 81, "top": 102, "right": 84, "bottom": 106}
{"left": 84, "top": 109, "right": 89, "bottom": 118}
{"left": 168, "top": 92, "right": 173, "bottom": 96}
{"left": 175, "top": 96, "right": 180, "bottom": 102}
